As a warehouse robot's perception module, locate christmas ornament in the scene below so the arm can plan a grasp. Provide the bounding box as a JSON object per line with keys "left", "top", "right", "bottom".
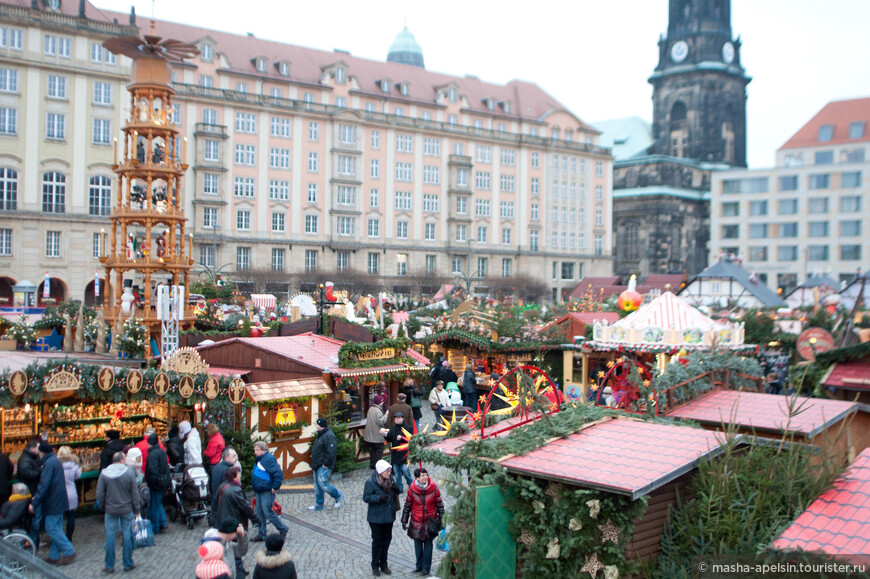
{"left": 581, "top": 553, "right": 603, "bottom": 578}
{"left": 598, "top": 520, "right": 620, "bottom": 544}
{"left": 587, "top": 499, "right": 601, "bottom": 519}
{"left": 546, "top": 538, "right": 560, "bottom": 559}
{"left": 517, "top": 530, "right": 535, "bottom": 546}
{"left": 617, "top": 275, "right": 642, "bottom": 312}
{"left": 569, "top": 518, "right": 583, "bottom": 531}
{"left": 532, "top": 500, "right": 545, "bottom": 513}
{"left": 545, "top": 482, "right": 563, "bottom": 498}
{"left": 604, "top": 566, "right": 619, "bottom": 579}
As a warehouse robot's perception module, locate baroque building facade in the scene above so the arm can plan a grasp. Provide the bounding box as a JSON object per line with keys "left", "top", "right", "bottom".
{"left": 606, "top": 0, "right": 750, "bottom": 279}
{"left": 0, "top": 0, "right": 612, "bottom": 305}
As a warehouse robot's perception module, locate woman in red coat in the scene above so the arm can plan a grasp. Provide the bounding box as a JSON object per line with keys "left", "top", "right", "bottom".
{"left": 203, "top": 424, "right": 225, "bottom": 470}
{"left": 400, "top": 467, "right": 444, "bottom": 576}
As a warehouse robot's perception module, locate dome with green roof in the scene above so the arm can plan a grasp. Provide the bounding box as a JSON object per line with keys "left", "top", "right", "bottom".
{"left": 387, "top": 26, "right": 424, "bottom": 68}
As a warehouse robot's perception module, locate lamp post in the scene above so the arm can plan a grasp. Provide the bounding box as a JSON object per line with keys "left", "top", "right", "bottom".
{"left": 454, "top": 239, "right": 481, "bottom": 298}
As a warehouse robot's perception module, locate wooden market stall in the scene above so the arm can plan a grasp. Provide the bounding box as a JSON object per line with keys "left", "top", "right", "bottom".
{"left": 0, "top": 352, "right": 237, "bottom": 507}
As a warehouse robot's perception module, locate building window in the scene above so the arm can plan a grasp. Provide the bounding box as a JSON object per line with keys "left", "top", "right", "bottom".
{"left": 561, "top": 262, "right": 574, "bottom": 280}
{"left": 499, "top": 201, "right": 515, "bottom": 219}
{"left": 814, "top": 151, "right": 834, "bottom": 165}
{"left": 44, "top": 35, "right": 70, "bottom": 57}
{"left": 271, "top": 248, "right": 285, "bottom": 272}
{"left": 448, "top": 114, "right": 457, "bottom": 125}
{"left": 199, "top": 75, "right": 214, "bottom": 88}
{"left": 46, "top": 231, "right": 61, "bottom": 258}
{"left": 235, "top": 82, "right": 248, "bottom": 94}
{"left": 841, "top": 244, "right": 862, "bottom": 261}
{"left": 93, "top": 81, "right": 111, "bottom": 105}
{"left": 394, "top": 191, "right": 412, "bottom": 211}
{"left": 425, "top": 255, "right": 436, "bottom": 273}
{"left": 367, "top": 252, "right": 379, "bottom": 274}
{"left": 452, "top": 256, "right": 463, "bottom": 275}
{"left": 308, "top": 121, "right": 319, "bottom": 141}
{"left": 722, "top": 225, "right": 739, "bottom": 239}
{"left": 841, "top": 220, "right": 861, "bottom": 237}
{"left": 0, "top": 68, "right": 18, "bottom": 93}
{"left": 337, "top": 216, "right": 354, "bottom": 237}
{"left": 233, "top": 177, "right": 255, "bottom": 198}
{"left": 236, "top": 247, "right": 250, "bottom": 270}
{"left": 530, "top": 203, "right": 539, "bottom": 221}
{"left": 396, "top": 133, "right": 413, "bottom": 153}
{"left": 370, "top": 159, "right": 380, "bottom": 179}
{"left": 840, "top": 195, "right": 862, "bottom": 212}
{"left": 46, "top": 112, "right": 65, "bottom": 140}
{"left": 529, "top": 231, "right": 539, "bottom": 252}
{"left": 779, "top": 176, "right": 798, "bottom": 191}
{"left": 369, "top": 189, "right": 379, "bottom": 208}
{"left": 455, "top": 224, "right": 466, "bottom": 243}
{"left": 42, "top": 172, "right": 65, "bottom": 213}
{"left": 396, "top": 253, "right": 408, "bottom": 276}
{"left": 203, "top": 207, "right": 218, "bottom": 229}
{"left": 270, "top": 117, "right": 291, "bottom": 138}
{"left": 424, "top": 222, "right": 436, "bottom": 241}
{"left": 367, "top": 218, "right": 379, "bottom": 237}
{"left": 500, "top": 174, "right": 515, "bottom": 192}
{"left": 200, "top": 43, "right": 213, "bottom": 61}
{"left": 234, "top": 144, "right": 255, "bottom": 166}
{"left": 475, "top": 146, "right": 491, "bottom": 163}
{"left": 594, "top": 234, "right": 603, "bottom": 256}
{"left": 307, "top": 184, "right": 318, "bottom": 203}
{"left": 808, "top": 245, "right": 829, "bottom": 261}
{"left": 236, "top": 209, "right": 251, "bottom": 231}
{"left": 595, "top": 209, "right": 603, "bottom": 227}
{"left": 721, "top": 202, "right": 739, "bottom": 217}
{"left": 777, "top": 246, "right": 798, "bottom": 261}
{"left": 200, "top": 245, "right": 214, "bottom": 269}
{"left": 304, "top": 249, "right": 317, "bottom": 271}
{"left": 456, "top": 197, "right": 467, "bottom": 215}
{"left": 808, "top": 197, "right": 828, "bottom": 213}
{"left": 818, "top": 124, "right": 834, "bottom": 142}
{"left": 842, "top": 171, "right": 862, "bottom": 188}
{"left": 308, "top": 152, "right": 318, "bottom": 172}
{"left": 501, "top": 259, "right": 512, "bottom": 278}
{"left": 0, "top": 168, "right": 17, "bottom": 210}
{"left": 779, "top": 223, "right": 798, "bottom": 238}
{"left": 93, "top": 118, "right": 111, "bottom": 145}
{"left": 423, "top": 194, "right": 439, "bottom": 213}
{"left": 808, "top": 221, "right": 829, "bottom": 237}
{"left": 809, "top": 174, "right": 830, "bottom": 190}
{"left": 749, "top": 224, "right": 768, "bottom": 238}
{"left": 456, "top": 168, "right": 468, "bottom": 187}
{"left": 778, "top": 199, "right": 798, "bottom": 215}
{"left": 204, "top": 139, "right": 219, "bottom": 161}
{"left": 91, "top": 231, "right": 103, "bottom": 256}
{"left": 0, "top": 28, "right": 23, "bottom": 50}
{"left": 88, "top": 175, "right": 111, "bottom": 216}
{"left": 749, "top": 200, "right": 768, "bottom": 216}
{"left": 271, "top": 212, "right": 285, "bottom": 233}
{"left": 475, "top": 172, "right": 491, "bottom": 190}
{"left": 234, "top": 112, "right": 256, "bottom": 133}
{"left": 502, "top": 228, "right": 512, "bottom": 245}
{"left": 424, "top": 138, "right": 440, "bottom": 156}
{"left": 423, "top": 165, "right": 440, "bottom": 185}
{"left": 304, "top": 214, "right": 318, "bottom": 234}
{"left": 476, "top": 257, "right": 487, "bottom": 278}
{"left": 748, "top": 247, "right": 768, "bottom": 262}
{"left": 397, "top": 221, "right": 409, "bottom": 239}
{"left": 722, "top": 178, "right": 768, "bottom": 194}
{"left": 337, "top": 186, "right": 355, "bottom": 206}
{"left": 269, "top": 148, "right": 290, "bottom": 170}
{"left": 0, "top": 108, "right": 16, "bottom": 135}
{"left": 370, "top": 130, "right": 380, "bottom": 149}
{"left": 268, "top": 180, "right": 289, "bottom": 201}
{"left": 336, "top": 251, "right": 349, "bottom": 271}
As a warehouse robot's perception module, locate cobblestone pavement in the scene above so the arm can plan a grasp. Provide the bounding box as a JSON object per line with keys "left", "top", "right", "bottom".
{"left": 50, "top": 402, "right": 456, "bottom": 578}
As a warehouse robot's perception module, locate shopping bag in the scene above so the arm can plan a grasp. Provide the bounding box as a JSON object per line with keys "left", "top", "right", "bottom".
{"left": 131, "top": 515, "right": 155, "bottom": 549}
{"left": 434, "top": 528, "right": 449, "bottom": 552}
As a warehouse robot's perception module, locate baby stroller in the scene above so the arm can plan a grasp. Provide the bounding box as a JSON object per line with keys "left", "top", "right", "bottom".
{"left": 166, "top": 463, "right": 210, "bottom": 529}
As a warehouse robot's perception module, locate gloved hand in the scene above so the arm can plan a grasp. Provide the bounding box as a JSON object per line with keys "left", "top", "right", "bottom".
{"left": 402, "top": 522, "right": 408, "bottom": 531}
{"left": 379, "top": 493, "right": 388, "bottom": 503}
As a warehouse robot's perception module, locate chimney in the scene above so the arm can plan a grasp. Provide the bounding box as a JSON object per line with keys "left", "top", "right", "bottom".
{"left": 129, "top": 6, "right": 136, "bottom": 26}
{"left": 79, "top": 0, "right": 86, "bottom": 17}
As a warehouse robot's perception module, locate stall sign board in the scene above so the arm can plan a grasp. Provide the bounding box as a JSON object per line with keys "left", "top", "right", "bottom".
{"left": 178, "top": 376, "right": 195, "bottom": 399}
{"left": 45, "top": 370, "right": 81, "bottom": 393}
{"left": 357, "top": 347, "right": 395, "bottom": 361}
{"left": 204, "top": 377, "right": 219, "bottom": 400}
{"left": 127, "top": 370, "right": 143, "bottom": 394}
{"left": 8, "top": 370, "right": 27, "bottom": 396}
{"left": 796, "top": 328, "right": 835, "bottom": 361}
{"left": 97, "top": 368, "right": 115, "bottom": 391}
{"left": 153, "top": 372, "right": 170, "bottom": 396}
{"left": 162, "top": 347, "right": 210, "bottom": 375}
{"left": 228, "top": 378, "right": 246, "bottom": 405}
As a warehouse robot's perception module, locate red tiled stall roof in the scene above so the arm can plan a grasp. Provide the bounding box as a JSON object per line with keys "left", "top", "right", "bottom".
{"left": 664, "top": 389, "right": 857, "bottom": 437}
{"left": 772, "top": 449, "right": 870, "bottom": 563}
{"left": 245, "top": 377, "right": 331, "bottom": 403}
{"left": 500, "top": 418, "right": 730, "bottom": 499}
{"left": 824, "top": 362, "right": 870, "bottom": 391}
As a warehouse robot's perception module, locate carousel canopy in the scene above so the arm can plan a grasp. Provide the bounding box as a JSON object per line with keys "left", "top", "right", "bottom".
{"left": 591, "top": 291, "right": 746, "bottom": 350}
{"left": 251, "top": 294, "right": 277, "bottom": 311}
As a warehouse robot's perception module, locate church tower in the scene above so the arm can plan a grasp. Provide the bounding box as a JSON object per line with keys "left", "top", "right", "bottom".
{"left": 650, "top": 0, "right": 750, "bottom": 166}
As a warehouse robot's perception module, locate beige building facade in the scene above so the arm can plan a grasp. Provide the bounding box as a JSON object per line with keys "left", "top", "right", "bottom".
{"left": 0, "top": 1, "right": 613, "bottom": 306}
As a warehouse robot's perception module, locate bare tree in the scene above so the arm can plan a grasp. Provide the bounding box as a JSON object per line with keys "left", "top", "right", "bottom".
{"left": 482, "top": 274, "right": 549, "bottom": 303}
{"left": 406, "top": 269, "right": 447, "bottom": 297}
{"left": 298, "top": 268, "right": 382, "bottom": 303}
{"left": 232, "top": 267, "right": 291, "bottom": 296}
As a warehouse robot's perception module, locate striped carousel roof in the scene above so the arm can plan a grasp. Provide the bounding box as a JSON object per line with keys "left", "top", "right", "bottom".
{"left": 613, "top": 292, "right": 723, "bottom": 332}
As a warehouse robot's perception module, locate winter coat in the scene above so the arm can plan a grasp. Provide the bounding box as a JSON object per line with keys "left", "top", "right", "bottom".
{"left": 100, "top": 438, "right": 126, "bottom": 471}
{"left": 440, "top": 368, "right": 459, "bottom": 386}
{"left": 166, "top": 433, "right": 183, "bottom": 466}
{"left": 362, "top": 471, "right": 399, "bottom": 524}
{"left": 61, "top": 460, "right": 81, "bottom": 511}
{"left": 364, "top": 405, "right": 387, "bottom": 443}
{"left": 0, "top": 452, "right": 13, "bottom": 497}
{"left": 184, "top": 428, "right": 203, "bottom": 466}
{"left": 0, "top": 492, "right": 30, "bottom": 530}
{"left": 387, "top": 402, "right": 413, "bottom": 427}
{"left": 251, "top": 452, "right": 283, "bottom": 493}
{"left": 203, "top": 432, "right": 225, "bottom": 466}
{"left": 213, "top": 481, "right": 258, "bottom": 530}
{"left": 428, "top": 387, "right": 450, "bottom": 409}
{"left": 134, "top": 436, "right": 166, "bottom": 473}
{"left": 462, "top": 369, "right": 477, "bottom": 395}
{"left": 16, "top": 449, "right": 41, "bottom": 496}
{"left": 144, "top": 445, "right": 171, "bottom": 492}
{"left": 252, "top": 550, "right": 297, "bottom": 579}
{"left": 428, "top": 360, "right": 444, "bottom": 389}
{"left": 31, "top": 452, "right": 68, "bottom": 517}
{"left": 310, "top": 427, "right": 337, "bottom": 471}
{"left": 383, "top": 423, "right": 409, "bottom": 465}
{"left": 96, "top": 462, "right": 141, "bottom": 517}
{"left": 401, "top": 481, "right": 445, "bottom": 542}
{"left": 210, "top": 459, "right": 233, "bottom": 500}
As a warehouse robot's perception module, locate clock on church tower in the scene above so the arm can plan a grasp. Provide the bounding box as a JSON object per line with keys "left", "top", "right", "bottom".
{"left": 649, "top": 0, "right": 751, "bottom": 167}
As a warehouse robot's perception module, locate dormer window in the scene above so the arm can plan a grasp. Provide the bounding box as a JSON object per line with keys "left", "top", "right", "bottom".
{"left": 448, "top": 87, "right": 457, "bottom": 102}
{"left": 335, "top": 67, "right": 346, "bottom": 83}
{"left": 565, "top": 129, "right": 573, "bottom": 142}
{"left": 278, "top": 62, "right": 290, "bottom": 77}
{"left": 400, "top": 83, "right": 409, "bottom": 96}
{"left": 380, "top": 79, "right": 390, "bottom": 93}
{"left": 255, "top": 58, "right": 266, "bottom": 73}
{"left": 818, "top": 124, "right": 834, "bottom": 142}
{"left": 201, "top": 44, "right": 213, "bottom": 61}
{"left": 484, "top": 98, "right": 495, "bottom": 111}
{"left": 501, "top": 101, "right": 511, "bottom": 114}
{"left": 850, "top": 121, "right": 866, "bottom": 139}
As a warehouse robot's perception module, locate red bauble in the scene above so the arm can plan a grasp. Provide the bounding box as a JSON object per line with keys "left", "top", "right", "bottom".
{"left": 618, "top": 290, "right": 642, "bottom": 312}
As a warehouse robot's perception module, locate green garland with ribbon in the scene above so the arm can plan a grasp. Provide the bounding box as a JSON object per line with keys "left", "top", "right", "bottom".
{"left": 337, "top": 338, "right": 412, "bottom": 368}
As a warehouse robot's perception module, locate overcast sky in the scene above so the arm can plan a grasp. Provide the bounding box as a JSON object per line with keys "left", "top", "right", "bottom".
{"left": 95, "top": 0, "right": 870, "bottom": 168}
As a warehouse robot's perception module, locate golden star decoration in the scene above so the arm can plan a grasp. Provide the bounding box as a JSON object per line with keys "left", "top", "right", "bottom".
{"left": 517, "top": 530, "right": 535, "bottom": 546}
{"left": 597, "top": 371, "right": 606, "bottom": 379}
{"left": 581, "top": 553, "right": 603, "bottom": 578}
{"left": 606, "top": 360, "right": 615, "bottom": 369}
{"left": 432, "top": 413, "right": 462, "bottom": 437}
{"left": 591, "top": 383, "right": 599, "bottom": 392}
{"left": 598, "top": 520, "right": 621, "bottom": 544}
{"left": 642, "top": 379, "right": 650, "bottom": 387}
{"left": 545, "top": 482, "right": 563, "bottom": 498}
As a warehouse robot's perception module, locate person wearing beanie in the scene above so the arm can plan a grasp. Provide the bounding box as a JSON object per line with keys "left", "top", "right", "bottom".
{"left": 179, "top": 420, "right": 203, "bottom": 466}
{"left": 364, "top": 395, "right": 388, "bottom": 469}
{"left": 363, "top": 459, "right": 399, "bottom": 576}
{"left": 97, "top": 451, "right": 140, "bottom": 572}
{"left": 144, "top": 432, "right": 170, "bottom": 534}
{"left": 203, "top": 517, "right": 250, "bottom": 578}
{"left": 134, "top": 426, "right": 166, "bottom": 474}
{"left": 308, "top": 418, "right": 343, "bottom": 511}
{"left": 100, "top": 429, "right": 125, "bottom": 472}
{"left": 252, "top": 532, "right": 297, "bottom": 579}
{"left": 387, "top": 394, "right": 412, "bottom": 429}
{"left": 31, "top": 442, "right": 76, "bottom": 565}
{"left": 196, "top": 540, "right": 232, "bottom": 579}
{"left": 380, "top": 413, "right": 412, "bottom": 493}
{"left": 165, "top": 424, "right": 183, "bottom": 466}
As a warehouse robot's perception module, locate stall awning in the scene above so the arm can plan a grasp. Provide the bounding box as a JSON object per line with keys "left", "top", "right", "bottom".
{"left": 824, "top": 362, "right": 870, "bottom": 391}
{"left": 246, "top": 377, "right": 331, "bottom": 403}
{"left": 332, "top": 364, "right": 419, "bottom": 378}
{"left": 251, "top": 294, "right": 277, "bottom": 311}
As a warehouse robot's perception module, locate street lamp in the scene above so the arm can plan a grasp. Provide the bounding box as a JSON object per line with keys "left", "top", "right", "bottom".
{"left": 454, "top": 239, "right": 482, "bottom": 297}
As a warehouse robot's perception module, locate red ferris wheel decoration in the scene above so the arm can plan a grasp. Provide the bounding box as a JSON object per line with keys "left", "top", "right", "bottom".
{"left": 594, "top": 358, "right": 658, "bottom": 415}
{"left": 472, "top": 365, "right": 562, "bottom": 440}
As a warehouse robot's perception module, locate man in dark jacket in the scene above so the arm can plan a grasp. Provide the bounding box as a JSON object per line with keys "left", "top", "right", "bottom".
{"left": 144, "top": 433, "right": 170, "bottom": 534}
{"left": 214, "top": 466, "right": 257, "bottom": 579}
{"left": 100, "top": 430, "right": 125, "bottom": 471}
{"left": 30, "top": 442, "right": 75, "bottom": 565}
{"left": 440, "top": 362, "right": 458, "bottom": 387}
{"left": 381, "top": 413, "right": 412, "bottom": 493}
{"left": 308, "top": 418, "right": 343, "bottom": 511}
{"left": 428, "top": 356, "right": 445, "bottom": 390}
{"left": 97, "top": 451, "right": 140, "bottom": 573}
{"left": 0, "top": 450, "right": 13, "bottom": 508}
{"left": 461, "top": 363, "right": 478, "bottom": 408}
{"left": 250, "top": 442, "right": 287, "bottom": 541}
{"left": 211, "top": 446, "right": 239, "bottom": 513}
{"left": 387, "top": 394, "right": 412, "bottom": 428}
{"left": 165, "top": 425, "right": 183, "bottom": 466}
{"left": 17, "top": 438, "right": 42, "bottom": 496}
{"left": 362, "top": 460, "right": 399, "bottom": 576}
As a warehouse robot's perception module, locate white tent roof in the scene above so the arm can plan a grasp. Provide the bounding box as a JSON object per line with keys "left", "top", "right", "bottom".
{"left": 614, "top": 291, "right": 723, "bottom": 332}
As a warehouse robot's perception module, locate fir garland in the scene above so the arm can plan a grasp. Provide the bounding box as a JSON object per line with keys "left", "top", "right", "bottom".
{"left": 337, "top": 338, "right": 411, "bottom": 368}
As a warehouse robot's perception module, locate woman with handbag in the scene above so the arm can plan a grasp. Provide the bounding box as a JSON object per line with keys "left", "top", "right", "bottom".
{"left": 428, "top": 381, "right": 450, "bottom": 420}
{"left": 401, "top": 467, "right": 444, "bottom": 576}
{"left": 363, "top": 460, "right": 400, "bottom": 577}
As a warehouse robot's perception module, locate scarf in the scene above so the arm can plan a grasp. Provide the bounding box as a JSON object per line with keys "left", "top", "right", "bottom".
{"left": 376, "top": 474, "right": 392, "bottom": 492}
{"left": 415, "top": 479, "right": 429, "bottom": 490}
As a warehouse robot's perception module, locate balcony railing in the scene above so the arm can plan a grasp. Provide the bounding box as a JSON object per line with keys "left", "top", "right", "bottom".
{"left": 194, "top": 123, "right": 228, "bottom": 138}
